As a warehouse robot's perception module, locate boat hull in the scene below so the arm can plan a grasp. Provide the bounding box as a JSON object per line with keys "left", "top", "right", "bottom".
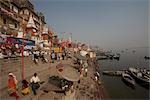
{"left": 102, "top": 71, "right": 123, "bottom": 76}
{"left": 122, "top": 73, "right": 135, "bottom": 88}
{"left": 129, "top": 68, "right": 150, "bottom": 89}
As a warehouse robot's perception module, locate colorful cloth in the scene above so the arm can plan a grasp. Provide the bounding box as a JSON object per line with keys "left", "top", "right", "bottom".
{"left": 21, "top": 87, "right": 30, "bottom": 95}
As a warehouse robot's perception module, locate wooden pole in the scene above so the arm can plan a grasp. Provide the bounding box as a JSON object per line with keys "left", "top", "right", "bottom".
{"left": 21, "top": 29, "right": 24, "bottom": 80}
{"left": 21, "top": 17, "right": 25, "bottom": 80}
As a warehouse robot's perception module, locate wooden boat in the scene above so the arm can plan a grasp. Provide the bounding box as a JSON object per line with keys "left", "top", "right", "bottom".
{"left": 113, "top": 56, "right": 120, "bottom": 60}
{"left": 102, "top": 70, "right": 123, "bottom": 76}
{"left": 140, "top": 69, "right": 150, "bottom": 78}
{"left": 129, "top": 67, "right": 150, "bottom": 87}
{"left": 97, "top": 56, "right": 108, "bottom": 60}
{"left": 122, "top": 73, "right": 135, "bottom": 87}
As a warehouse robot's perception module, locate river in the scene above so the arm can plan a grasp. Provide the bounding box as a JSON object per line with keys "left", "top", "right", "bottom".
{"left": 98, "top": 47, "right": 149, "bottom": 100}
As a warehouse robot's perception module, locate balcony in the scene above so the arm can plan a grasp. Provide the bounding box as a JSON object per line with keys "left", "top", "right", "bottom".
{"left": 0, "top": 7, "right": 20, "bottom": 22}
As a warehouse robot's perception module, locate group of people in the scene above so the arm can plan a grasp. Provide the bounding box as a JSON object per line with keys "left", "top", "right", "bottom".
{"left": 31, "top": 49, "right": 70, "bottom": 64}
{"left": 50, "top": 49, "right": 69, "bottom": 63}
{"left": 74, "top": 49, "right": 96, "bottom": 78}
{"left": 7, "top": 72, "right": 41, "bottom": 100}
{"left": 0, "top": 46, "right": 18, "bottom": 59}
{"left": 32, "top": 50, "right": 48, "bottom": 64}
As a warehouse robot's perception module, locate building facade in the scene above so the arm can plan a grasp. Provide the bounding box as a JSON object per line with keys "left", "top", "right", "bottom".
{"left": 0, "top": 0, "right": 21, "bottom": 36}
{"left": 0, "top": 0, "right": 55, "bottom": 48}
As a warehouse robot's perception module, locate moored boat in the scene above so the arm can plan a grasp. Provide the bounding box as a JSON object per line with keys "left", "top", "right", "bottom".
{"left": 102, "top": 70, "right": 123, "bottom": 76}
{"left": 122, "top": 72, "right": 135, "bottom": 88}
{"left": 128, "top": 67, "right": 150, "bottom": 87}
{"left": 97, "top": 56, "right": 108, "bottom": 60}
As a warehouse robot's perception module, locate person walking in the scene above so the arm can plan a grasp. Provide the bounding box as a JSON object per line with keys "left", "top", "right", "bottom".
{"left": 51, "top": 50, "right": 55, "bottom": 63}
{"left": 33, "top": 52, "right": 39, "bottom": 64}
{"left": 30, "top": 73, "right": 40, "bottom": 95}
{"left": 62, "top": 50, "right": 66, "bottom": 60}
{"left": 7, "top": 72, "right": 19, "bottom": 100}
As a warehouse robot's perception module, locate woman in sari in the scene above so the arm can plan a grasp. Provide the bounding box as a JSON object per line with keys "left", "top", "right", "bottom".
{"left": 8, "top": 72, "right": 19, "bottom": 100}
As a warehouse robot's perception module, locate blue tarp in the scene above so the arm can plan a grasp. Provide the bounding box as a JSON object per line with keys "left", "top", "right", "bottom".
{"left": 6, "top": 37, "right": 35, "bottom": 46}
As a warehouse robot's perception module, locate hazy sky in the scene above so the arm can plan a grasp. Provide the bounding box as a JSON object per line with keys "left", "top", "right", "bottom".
{"left": 31, "top": 0, "right": 149, "bottom": 49}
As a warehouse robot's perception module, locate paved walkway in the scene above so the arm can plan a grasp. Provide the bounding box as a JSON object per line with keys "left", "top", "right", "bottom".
{"left": 0, "top": 56, "right": 66, "bottom": 100}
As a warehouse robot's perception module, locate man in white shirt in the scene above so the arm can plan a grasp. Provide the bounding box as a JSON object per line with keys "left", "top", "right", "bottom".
{"left": 30, "top": 73, "right": 40, "bottom": 95}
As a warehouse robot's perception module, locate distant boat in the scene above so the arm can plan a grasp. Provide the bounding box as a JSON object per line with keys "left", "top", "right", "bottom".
{"left": 113, "top": 55, "right": 120, "bottom": 60}
{"left": 121, "top": 50, "right": 124, "bottom": 53}
{"left": 129, "top": 67, "right": 150, "bottom": 87}
{"left": 132, "top": 50, "right": 136, "bottom": 53}
{"left": 122, "top": 72, "right": 135, "bottom": 88}
{"left": 97, "top": 56, "right": 108, "bottom": 60}
{"left": 102, "top": 70, "right": 123, "bottom": 76}
{"left": 144, "top": 56, "right": 150, "bottom": 60}
{"left": 126, "top": 49, "right": 128, "bottom": 51}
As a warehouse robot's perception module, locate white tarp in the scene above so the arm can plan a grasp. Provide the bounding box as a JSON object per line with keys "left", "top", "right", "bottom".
{"left": 80, "top": 50, "right": 88, "bottom": 57}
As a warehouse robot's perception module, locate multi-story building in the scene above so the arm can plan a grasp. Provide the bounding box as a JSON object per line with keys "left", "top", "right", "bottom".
{"left": 0, "top": 0, "right": 21, "bottom": 36}
{"left": 0, "top": 0, "right": 54, "bottom": 47}
{"left": 19, "top": 0, "right": 47, "bottom": 44}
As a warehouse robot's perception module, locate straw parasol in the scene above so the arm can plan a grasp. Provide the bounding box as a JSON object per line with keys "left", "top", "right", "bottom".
{"left": 56, "top": 63, "right": 80, "bottom": 82}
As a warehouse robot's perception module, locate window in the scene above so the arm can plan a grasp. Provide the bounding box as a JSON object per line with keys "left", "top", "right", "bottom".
{"left": 25, "top": 10, "right": 29, "bottom": 15}
{"left": 12, "top": 6, "right": 14, "bottom": 10}
{"left": 15, "top": 23, "right": 17, "bottom": 28}
{"left": 3, "top": 19, "right": 6, "bottom": 24}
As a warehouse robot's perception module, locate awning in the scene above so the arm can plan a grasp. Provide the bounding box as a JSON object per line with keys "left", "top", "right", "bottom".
{"left": 6, "top": 37, "right": 35, "bottom": 46}
{"left": 56, "top": 63, "right": 80, "bottom": 82}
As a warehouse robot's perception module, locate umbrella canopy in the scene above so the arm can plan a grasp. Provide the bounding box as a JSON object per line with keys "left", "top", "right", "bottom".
{"left": 74, "top": 53, "right": 87, "bottom": 60}
{"left": 56, "top": 63, "right": 80, "bottom": 82}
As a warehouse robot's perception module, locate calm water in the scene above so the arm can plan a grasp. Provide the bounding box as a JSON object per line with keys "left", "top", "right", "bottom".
{"left": 98, "top": 47, "right": 150, "bottom": 100}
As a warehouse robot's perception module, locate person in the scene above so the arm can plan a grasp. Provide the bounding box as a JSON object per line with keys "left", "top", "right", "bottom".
{"left": 33, "top": 52, "right": 38, "bottom": 64}
{"left": 30, "top": 73, "right": 40, "bottom": 95}
{"left": 94, "top": 72, "right": 101, "bottom": 85}
{"left": 21, "top": 79, "right": 30, "bottom": 95}
{"left": 62, "top": 50, "right": 66, "bottom": 60}
{"left": 82, "top": 60, "right": 88, "bottom": 77}
{"left": 51, "top": 50, "right": 55, "bottom": 63}
{"left": 94, "top": 72, "right": 100, "bottom": 81}
{"left": 58, "top": 52, "right": 62, "bottom": 60}
{"left": 7, "top": 72, "right": 19, "bottom": 100}
{"left": 40, "top": 52, "right": 47, "bottom": 63}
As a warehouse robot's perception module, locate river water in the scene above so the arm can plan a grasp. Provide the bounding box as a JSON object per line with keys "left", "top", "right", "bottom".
{"left": 98, "top": 47, "right": 149, "bottom": 100}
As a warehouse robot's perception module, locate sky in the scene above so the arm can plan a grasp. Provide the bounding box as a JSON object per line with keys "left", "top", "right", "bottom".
{"left": 31, "top": 0, "right": 149, "bottom": 49}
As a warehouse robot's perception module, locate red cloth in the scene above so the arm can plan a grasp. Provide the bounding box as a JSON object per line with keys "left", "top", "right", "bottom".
{"left": 8, "top": 76, "right": 16, "bottom": 89}
{"left": 9, "top": 92, "right": 19, "bottom": 100}
{"left": 8, "top": 76, "right": 19, "bottom": 100}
